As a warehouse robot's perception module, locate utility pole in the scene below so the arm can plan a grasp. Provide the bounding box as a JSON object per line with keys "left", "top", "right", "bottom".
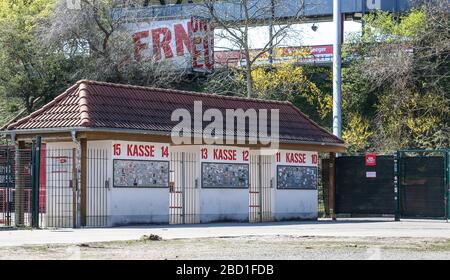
{"left": 332, "top": 0, "right": 342, "bottom": 140}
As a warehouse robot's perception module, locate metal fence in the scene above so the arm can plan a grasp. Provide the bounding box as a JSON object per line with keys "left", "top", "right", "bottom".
{"left": 335, "top": 155, "right": 395, "bottom": 216}
{"left": 169, "top": 152, "right": 198, "bottom": 224}
{"left": 322, "top": 150, "right": 449, "bottom": 220}
{"left": 44, "top": 148, "right": 75, "bottom": 228}
{"left": 44, "top": 148, "right": 109, "bottom": 228}
{"left": 0, "top": 147, "right": 32, "bottom": 227}
{"left": 86, "top": 149, "right": 109, "bottom": 227}
{"left": 0, "top": 144, "right": 109, "bottom": 228}
{"left": 249, "top": 155, "right": 273, "bottom": 222}
{"left": 395, "top": 150, "right": 449, "bottom": 219}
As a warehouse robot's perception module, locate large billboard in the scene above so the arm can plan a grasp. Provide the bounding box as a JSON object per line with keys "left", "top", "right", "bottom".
{"left": 129, "top": 17, "right": 214, "bottom": 72}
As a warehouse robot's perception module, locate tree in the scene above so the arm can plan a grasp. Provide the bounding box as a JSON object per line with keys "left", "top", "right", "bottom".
{"left": 0, "top": 0, "right": 73, "bottom": 114}
{"left": 203, "top": 0, "right": 306, "bottom": 97}
{"left": 42, "top": 0, "right": 184, "bottom": 86}
{"left": 205, "top": 63, "right": 333, "bottom": 127}
{"left": 342, "top": 1, "right": 450, "bottom": 152}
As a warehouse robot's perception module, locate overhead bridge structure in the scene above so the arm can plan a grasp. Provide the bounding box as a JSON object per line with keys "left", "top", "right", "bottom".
{"left": 113, "top": 0, "right": 415, "bottom": 23}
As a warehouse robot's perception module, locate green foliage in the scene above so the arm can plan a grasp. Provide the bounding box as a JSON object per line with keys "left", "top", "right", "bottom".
{"left": 0, "top": 0, "right": 75, "bottom": 119}
{"left": 204, "top": 64, "right": 333, "bottom": 127}
{"left": 361, "top": 9, "right": 426, "bottom": 42}
{"left": 252, "top": 64, "right": 332, "bottom": 126}
{"left": 342, "top": 115, "right": 373, "bottom": 153}
{"left": 342, "top": 4, "right": 450, "bottom": 153}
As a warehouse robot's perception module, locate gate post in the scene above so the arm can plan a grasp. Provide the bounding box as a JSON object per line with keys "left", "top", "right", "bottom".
{"left": 328, "top": 152, "right": 336, "bottom": 221}
{"left": 393, "top": 151, "right": 400, "bottom": 221}
{"left": 14, "top": 141, "right": 26, "bottom": 227}
{"left": 258, "top": 155, "right": 263, "bottom": 222}
{"left": 181, "top": 152, "right": 186, "bottom": 224}
{"left": 5, "top": 147, "right": 12, "bottom": 226}
{"left": 31, "top": 136, "right": 41, "bottom": 228}
{"left": 72, "top": 148, "right": 78, "bottom": 228}
{"left": 446, "top": 150, "right": 449, "bottom": 221}
{"left": 80, "top": 138, "right": 87, "bottom": 227}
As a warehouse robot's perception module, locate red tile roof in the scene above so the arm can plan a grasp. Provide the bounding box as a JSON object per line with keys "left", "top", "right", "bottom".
{"left": 6, "top": 80, "right": 344, "bottom": 145}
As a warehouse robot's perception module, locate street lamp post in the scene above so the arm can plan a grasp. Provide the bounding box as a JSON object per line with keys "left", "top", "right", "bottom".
{"left": 333, "top": 0, "right": 342, "bottom": 140}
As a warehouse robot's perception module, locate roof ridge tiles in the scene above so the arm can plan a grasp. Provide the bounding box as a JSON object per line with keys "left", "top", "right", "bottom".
{"left": 7, "top": 82, "right": 82, "bottom": 130}
{"left": 78, "top": 82, "right": 92, "bottom": 127}
{"left": 4, "top": 79, "right": 345, "bottom": 146}
{"left": 77, "top": 79, "right": 292, "bottom": 106}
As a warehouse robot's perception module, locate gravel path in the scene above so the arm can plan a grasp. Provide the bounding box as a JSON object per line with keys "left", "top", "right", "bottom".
{"left": 1, "top": 219, "right": 450, "bottom": 259}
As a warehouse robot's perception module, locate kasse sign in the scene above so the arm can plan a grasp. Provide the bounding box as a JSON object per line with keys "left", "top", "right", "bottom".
{"left": 129, "top": 17, "right": 214, "bottom": 72}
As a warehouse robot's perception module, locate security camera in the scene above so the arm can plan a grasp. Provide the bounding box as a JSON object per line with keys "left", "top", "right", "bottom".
{"left": 311, "top": 24, "right": 318, "bottom": 32}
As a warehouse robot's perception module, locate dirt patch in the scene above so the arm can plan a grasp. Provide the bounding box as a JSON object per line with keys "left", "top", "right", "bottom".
{"left": 0, "top": 235, "right": 449, "bottom": 260}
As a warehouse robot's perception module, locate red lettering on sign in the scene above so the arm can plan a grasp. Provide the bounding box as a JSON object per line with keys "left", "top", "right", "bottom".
{"left": 161, "top": 146, "right": 169, "bottom": 158}
{"left": 174, "top": 23, "right": 192, "bottom": 56}
{"left": 285, "top": 153, "right": 306, "bottom": 164}
{"left": 152, "top": 27, "right": 173, "bottom": 60}
{"left": 311, "top": 154, "right": 318, "bottom": 165}
{"left": 242, "top": 150, "right": 249, "bottom": 161}
{"left": 132, "top": 31, "right": 149, "bottom": 60}
{"left": 213, "top": 148, "right": 237, "bottom": 161}
{"left": 201, "top": 148, "right": 208, "bottom": 160}
{"left": 126, "top": 144, "right": 155, "bottom": 157}
{"left": 113, "top": 144, "right": 121, "bottom": 156}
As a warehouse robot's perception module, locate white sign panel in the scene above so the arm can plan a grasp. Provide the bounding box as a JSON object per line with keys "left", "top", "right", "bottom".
{"left": 275, "top": 150, "right": 319, "bottom": 167}
{"left": 199, "top": 146, "right": 249, "bottom": 189}
{"left": 112, "top": 141, "right": 170, "bottom": 161}
{"left": 275, "top": 150, "right": 318, "bottom": 189}
{"left": 199, "top": 146, "right": 250, "bottom": 164}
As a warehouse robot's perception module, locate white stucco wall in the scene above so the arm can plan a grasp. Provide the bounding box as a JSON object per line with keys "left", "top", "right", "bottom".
{"left": 273, "top": 189, "right": 317, "bottom": 220}
{"left": 43, "top": 140, "right": 319, "bottom": 227}
{"left": 173, "top": 145, "right": 250, "bottom": 223}
{"left": 200, "top": 145, "right": 250, "bottom": 223}
{"left": 272, "top": 150, "right": 318, "bottom": 220}
{"left": 109, "top": 141, "right": 170, "bottom": 225}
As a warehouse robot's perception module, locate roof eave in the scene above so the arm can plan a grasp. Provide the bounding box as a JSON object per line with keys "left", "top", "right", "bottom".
{"left": 1, "top": 127, "right": 346, "bottom": 149}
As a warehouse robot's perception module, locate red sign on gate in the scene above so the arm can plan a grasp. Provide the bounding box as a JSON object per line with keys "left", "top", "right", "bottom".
{"left": 365, "top": 153, "right": 377, "bottom": 167}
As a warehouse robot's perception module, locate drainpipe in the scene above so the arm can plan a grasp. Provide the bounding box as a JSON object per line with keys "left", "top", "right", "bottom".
{"left": 71, "top": 131, "right": 81, "bottom": 228}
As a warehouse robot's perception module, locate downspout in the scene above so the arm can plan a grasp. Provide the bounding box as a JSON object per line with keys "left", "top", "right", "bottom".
{"left": 71, "top": 130, "right": 81, "bottom": 228}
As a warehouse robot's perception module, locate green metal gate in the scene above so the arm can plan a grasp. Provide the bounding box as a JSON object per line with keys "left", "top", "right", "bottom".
{"left": 394, "top": 150, "right": 449, "bottom": 220}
